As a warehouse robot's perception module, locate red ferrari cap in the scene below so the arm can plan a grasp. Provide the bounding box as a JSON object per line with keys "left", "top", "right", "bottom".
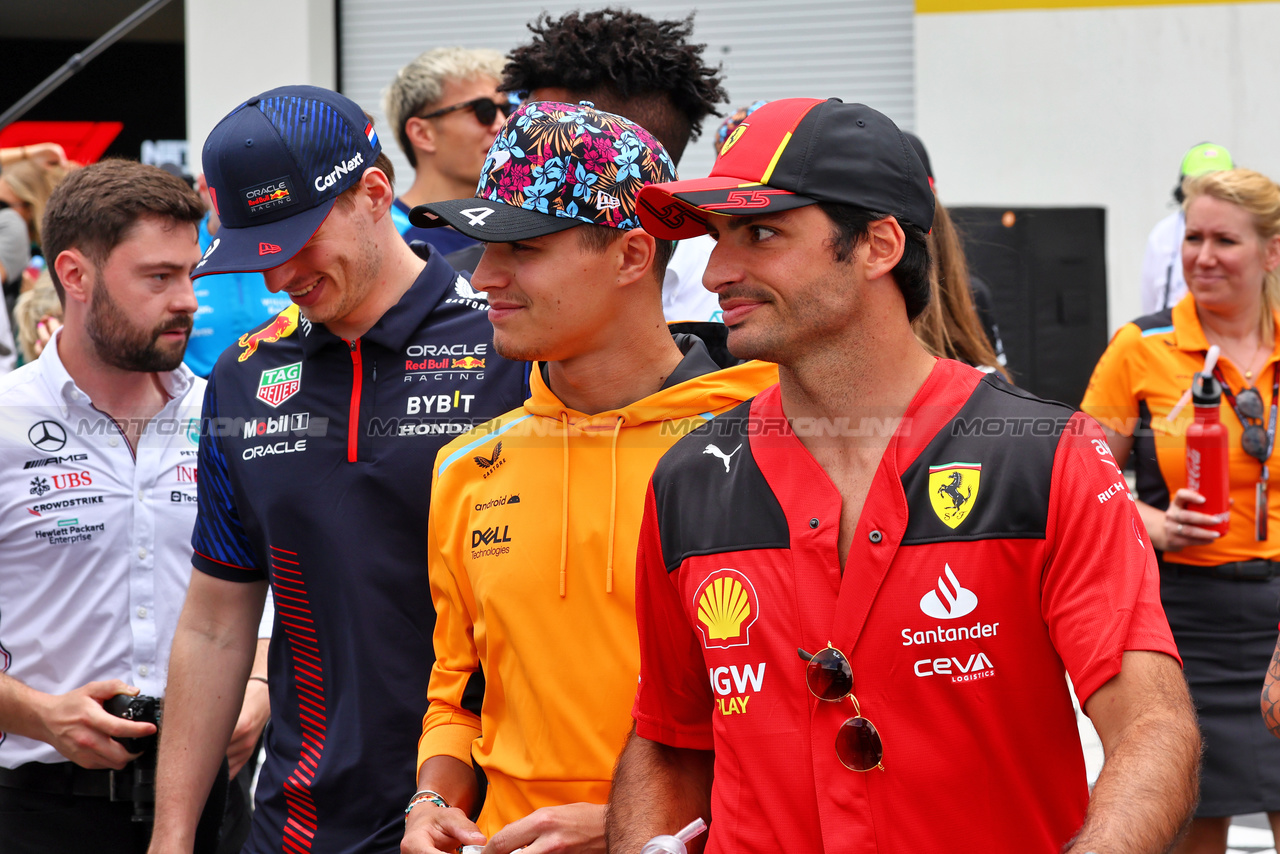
{"left": 636, "top": 98, "right": 934, "bottom": 240}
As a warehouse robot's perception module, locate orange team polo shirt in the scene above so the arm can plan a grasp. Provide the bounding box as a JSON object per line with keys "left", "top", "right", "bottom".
{"left": 1081, "top": 294, "right": 1280, "bottom": 566}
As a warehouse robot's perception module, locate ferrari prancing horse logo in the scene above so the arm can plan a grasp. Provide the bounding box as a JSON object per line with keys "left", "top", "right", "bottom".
{"left": 928, "top": 462, "right": 982, "bottom": 529}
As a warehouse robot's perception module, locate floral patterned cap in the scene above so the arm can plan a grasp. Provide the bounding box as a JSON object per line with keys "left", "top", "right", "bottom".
{"left": 409, "top": 100, "right": 677, "bottom": 242}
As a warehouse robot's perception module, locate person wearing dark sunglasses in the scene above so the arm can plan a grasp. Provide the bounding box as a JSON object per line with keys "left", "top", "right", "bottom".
{"left": 608, "top": 98, "right": 1198, "bottom": 854}
{"left": 1087, "top": 167, "right": 1280, "bottom": 854}
{"left": 382, "top": 47, "right": 510, "bottom": 257}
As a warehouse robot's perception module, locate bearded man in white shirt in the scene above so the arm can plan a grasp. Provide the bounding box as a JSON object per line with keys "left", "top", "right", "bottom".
{"left": 0, "top": 160, "right": 268, "bottom": 854}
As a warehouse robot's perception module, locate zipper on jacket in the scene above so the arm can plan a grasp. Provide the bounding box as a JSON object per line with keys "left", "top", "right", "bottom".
{"left": 346, "top": 339, "right": 363, "bottom": 463}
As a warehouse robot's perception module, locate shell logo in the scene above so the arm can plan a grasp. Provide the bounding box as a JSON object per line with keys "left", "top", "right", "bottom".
{"left": 694, "top": 568, "right": 760, "bottom": 650}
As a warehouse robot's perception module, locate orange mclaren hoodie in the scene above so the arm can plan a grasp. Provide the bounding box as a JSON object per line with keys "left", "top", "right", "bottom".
{"left": 420, "top": 334, "right": 776, "bottom": 835}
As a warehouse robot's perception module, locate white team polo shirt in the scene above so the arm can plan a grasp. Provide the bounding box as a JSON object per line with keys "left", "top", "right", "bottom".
{"left": 0, "top": 331, "right": 205, "bottom": 768}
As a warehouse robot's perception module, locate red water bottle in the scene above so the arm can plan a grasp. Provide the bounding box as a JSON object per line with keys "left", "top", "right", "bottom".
{"left": 1185, "top": 372, "right": 1230, "bottom": 536}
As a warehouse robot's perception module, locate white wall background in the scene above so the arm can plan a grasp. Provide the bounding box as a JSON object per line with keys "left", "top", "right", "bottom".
{"left": 183, "top": 0, "right": 1280, "bottom": 337}
{"left": 917, "top": 2, "right": 1280, "bottom": 333}
{"left": 338, "top": 0, "right": 914, "bottom": 188}
{"left": 185, "top": 0, "right": 336, "bottom": 172}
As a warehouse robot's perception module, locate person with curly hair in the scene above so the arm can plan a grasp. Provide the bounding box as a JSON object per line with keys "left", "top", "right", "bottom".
{"left": 501, "top": 9, "right": 723, "bottom": 164}
{"left": 447, "top": 8, "right": 729, "bottom": 324}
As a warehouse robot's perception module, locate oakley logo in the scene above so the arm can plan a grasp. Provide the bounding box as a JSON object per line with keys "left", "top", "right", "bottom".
{"left": 703, "top": 443, "right": 742, "bottom": 473}
{"left": 259, "top": 242, "right": 282, "bottom": 256}
{"left": 460, "top": 207, "right": 496, "bottom": 227}
{"left": 28, "top": 421, "right": 68, "bottom": 452}
{"left": 919, "top": 564, "right": 978, "bottom": 620}
{"left": 196, "top": 238, "right": 220, "bottom": 269}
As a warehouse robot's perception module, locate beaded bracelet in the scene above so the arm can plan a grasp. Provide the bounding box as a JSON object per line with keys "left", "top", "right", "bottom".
{"left": 405, "top": 789, "right": 450, "bottom": 819}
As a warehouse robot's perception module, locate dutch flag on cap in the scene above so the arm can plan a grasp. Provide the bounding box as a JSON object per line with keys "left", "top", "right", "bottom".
{"left": 364, "top": 122, "right": 378, "bottom": 148}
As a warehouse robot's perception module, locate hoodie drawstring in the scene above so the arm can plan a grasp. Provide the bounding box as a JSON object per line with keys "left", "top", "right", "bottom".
{"left": 606, "top": 416, "right": 623, "bottom": 594}
{"left": 559, "top": 411, "right": 570, "bottom": 598}
{"left": 557, "top": 413, "right": 624, "bottom": 598}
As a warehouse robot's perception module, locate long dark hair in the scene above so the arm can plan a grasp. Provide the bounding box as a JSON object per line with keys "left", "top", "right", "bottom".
{"left": 912, "top": 201, "right": 1009, "bottom": 379}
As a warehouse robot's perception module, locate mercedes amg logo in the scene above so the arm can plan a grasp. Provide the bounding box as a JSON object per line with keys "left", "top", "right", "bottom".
{"left": 28, "top": 421, "right": 67, "bottom": 452}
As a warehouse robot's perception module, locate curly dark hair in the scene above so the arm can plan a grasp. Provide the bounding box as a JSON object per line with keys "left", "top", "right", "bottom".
{"left": 501, "top": 8, "right": 727, "bottom": 165}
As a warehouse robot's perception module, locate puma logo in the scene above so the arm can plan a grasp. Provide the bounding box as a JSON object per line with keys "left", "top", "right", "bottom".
{"left": 704, "top": 443, "right": 742, "bottom": 473}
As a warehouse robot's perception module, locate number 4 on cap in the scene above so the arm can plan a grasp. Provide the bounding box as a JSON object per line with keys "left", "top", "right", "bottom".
{"left": 460, "top": 207, "right": 495, "bottom": 227}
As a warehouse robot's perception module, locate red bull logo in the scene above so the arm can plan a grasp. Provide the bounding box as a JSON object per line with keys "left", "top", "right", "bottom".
{"left": 247, "top": 188, "right": 291, "bottom": 207}
{"left": 238, "top": 305, "right": 300, "bottom": 362}
{"left": 243, "top": 177, "right": 297, "bottom": 217}
{"left": 453, "top": 357, "right": 485, "bottom": 370}
{"left": 405, "top": 358, "right": 451, "bottom": 371}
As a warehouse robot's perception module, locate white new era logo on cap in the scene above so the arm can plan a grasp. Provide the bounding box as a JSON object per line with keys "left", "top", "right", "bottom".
{"left": 461, "top": 207, "right": 496, "bottom": 227}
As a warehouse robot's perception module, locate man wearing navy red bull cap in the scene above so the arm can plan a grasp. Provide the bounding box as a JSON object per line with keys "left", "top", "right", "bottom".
{"left": 147, "top": 85, "right": 525, "bottom": 854}
{"left": 608, "top": 98, "right": 1200, "bottom": 853}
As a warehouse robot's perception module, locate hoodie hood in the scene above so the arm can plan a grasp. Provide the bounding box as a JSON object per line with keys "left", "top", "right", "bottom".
{"left": 525, "top": 335, "right": 777, "bottom": 429}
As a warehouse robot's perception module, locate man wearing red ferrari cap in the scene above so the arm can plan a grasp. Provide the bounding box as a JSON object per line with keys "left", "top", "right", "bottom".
{"left": 608, "top": 98, "right": 1200, "bottom": 854}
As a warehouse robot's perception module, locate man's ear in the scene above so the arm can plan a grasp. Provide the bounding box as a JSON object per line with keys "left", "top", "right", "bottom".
{"left": 53, "top": 249, "right": 93, "bottom": 306}
{"left": 615, "top": 229, "right": 657, "bottom": 289}
{"left": 404, "top": 117, "right": 437, "bottom": 157}
{"left": 862, "top": 217, "right": 906, "bottom": 282}
{"left": 361, "top": 167, "right": 396, "bottom": 221}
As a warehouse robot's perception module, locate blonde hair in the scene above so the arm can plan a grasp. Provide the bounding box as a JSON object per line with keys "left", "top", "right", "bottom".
{"left": 1183, "top": 168, "right": 1280, "bottom": 346}
{"left": 382, "top": 47, "right": 506, "bottom": 168}
{"left": 3, "top": 159, "right": 68, "bottom": 245}
{"left": 13, "top": 269, "right": 62, "bottom": 364}
{"left": 912, "top": 201, "right": 1010, "bottom": 380}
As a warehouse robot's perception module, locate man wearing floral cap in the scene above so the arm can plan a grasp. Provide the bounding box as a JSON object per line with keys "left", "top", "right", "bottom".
{"left": 400, "top": 101, "right": 775, "bottom": 854}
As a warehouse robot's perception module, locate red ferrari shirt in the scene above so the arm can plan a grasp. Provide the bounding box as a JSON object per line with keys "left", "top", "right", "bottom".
{"left": 633, "top": 359, "right": 1178, "bottom": 853}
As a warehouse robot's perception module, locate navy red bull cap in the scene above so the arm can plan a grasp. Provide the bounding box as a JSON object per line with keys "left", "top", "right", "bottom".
{"left": 636, "top": 98, "right": 933, "bottom": 240}
{"left": 195, "top": 84, "right": 382, "bottom": 278}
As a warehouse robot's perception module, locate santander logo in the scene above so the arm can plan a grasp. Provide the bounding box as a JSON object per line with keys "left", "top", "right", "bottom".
{"left": 919, "top": 564, "right": 978, "bottom": 620}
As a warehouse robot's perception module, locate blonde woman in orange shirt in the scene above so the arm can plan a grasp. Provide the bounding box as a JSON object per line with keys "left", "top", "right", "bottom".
{"left": 1085, "top": 168, "right": 1280, "bottom": 854}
